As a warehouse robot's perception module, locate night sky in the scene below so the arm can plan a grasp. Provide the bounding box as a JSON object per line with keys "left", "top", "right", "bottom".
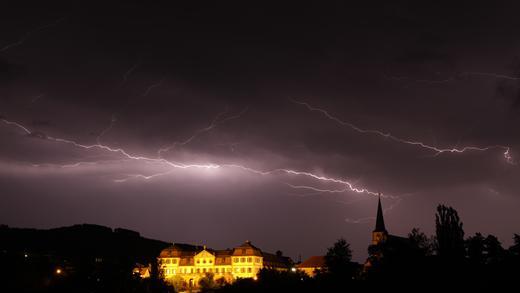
{"left": 1, "top": 1, "right": 519, "bottom": 261}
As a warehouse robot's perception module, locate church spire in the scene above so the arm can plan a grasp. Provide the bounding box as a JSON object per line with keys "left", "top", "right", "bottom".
{"left": 374, "top": 193, "right": 386, "bottom": 232}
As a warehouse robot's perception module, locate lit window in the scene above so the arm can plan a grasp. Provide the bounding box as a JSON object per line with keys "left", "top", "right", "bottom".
{"left": 235, "top": 268, "right": 239, "bottom": 272}
{"left": 203, "top": 259, "right": 206, "bottom": 264}
{"left": 216, "top": 268, "right": 219, "bottom": 273}
{"left": 197, "top": 260, "right": 200, "bottom": 264}
{"left": 241, "top": 268, "right": 245, "bottom": 273}
{"left": 172, "top": 259, "right": 177, "bottom": 264}
{"left": 240, "top": 257, "right": 245, "bottom": 262}
{"left": 209, "top": 260, "right": 212, "bottom": 263}
{"left": 247, "top": 257, "right": 252, "bottom": 262}
{"left": 234, "top": 258, "right": 238, "bottom": 263}
{"left": 247, "top": 268, "right": 252, "bottom": 273}
{"left": 255, "top": 258, "right": 260, "bottom": 263}
{"left": 242, "top": 249, "right": 246, "bottom": 254}
{"left": 203, "top": 268, "right": 206, "bottom": 273}
{"left": 209, "top": 268, "right": 212, "bottom": 272}
{"left": 165, "top": 259, "right": 171, "bottom": 264}
{"left": 173, "top": 269, "right": 176, "bottom": 274}
{"left": 191, "top": 268, "right": 193, "bottom": 273}
{"left": 164, "top": 269, "right": 168, "bottom": 274}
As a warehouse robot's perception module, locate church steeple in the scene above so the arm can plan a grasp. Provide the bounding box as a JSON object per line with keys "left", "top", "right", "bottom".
{"left": 374, "top": 194, "right": 386, "bottom": 232}
{"left": 371, "top": 193, "right": 388, "bottom": 245}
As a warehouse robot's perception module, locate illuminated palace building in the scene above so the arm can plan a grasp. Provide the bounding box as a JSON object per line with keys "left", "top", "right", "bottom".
{"left": 158, "top": 241, "right": 292, "bottom": 286}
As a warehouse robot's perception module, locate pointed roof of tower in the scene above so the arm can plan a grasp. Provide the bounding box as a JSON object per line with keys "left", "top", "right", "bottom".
{"left": 374, "top": 194, "right": 386, "bottom": 232}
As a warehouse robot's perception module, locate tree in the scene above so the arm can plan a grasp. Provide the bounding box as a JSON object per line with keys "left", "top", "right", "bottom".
{"left": 509, "top": 234, "right": 520, "bottom": 256}
{"left": 466, "top": 233, "right": 485, "bottom": 264}
{"left": 483, "top": 234, "right": 505, "bottom": 264}
{"left": 199, "top": 272, "right": 218, "bottom": 292}
{"left": 408, "top": 228, "right": 433, "bottom": 256}
{"left": 435, "top": 205, "right": 465, "bottom": 259}
{"left": 325, "top": 238, "right": 354, "bottom": 278}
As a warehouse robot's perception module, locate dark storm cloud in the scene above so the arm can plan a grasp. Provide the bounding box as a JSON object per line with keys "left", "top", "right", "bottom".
{"left": 1, "top": 1, "right": 520, "bottom": 261}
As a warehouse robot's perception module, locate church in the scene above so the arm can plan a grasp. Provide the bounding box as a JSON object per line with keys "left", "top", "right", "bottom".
{"left": 158, "top": 240, "right": 292, "bottom": 287}
{"left": 364, "top": 195, "right": 412, "bottom": 271}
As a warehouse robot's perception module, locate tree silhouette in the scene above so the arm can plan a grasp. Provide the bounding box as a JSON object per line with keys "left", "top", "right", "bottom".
{"left": 510, "top": 234, "right": 520, "bottom": 256}
{"left": 435, "top": 205, "right": 465, "bottom": 259}
{"left": 408, "top": 228, "right": 433, "bottom": 256}
{"left": 483, "top": 234, "right": 505, "bottom": 264}
{"left": 325, "top": 238, "right": 354, "bottom": 279}
{"left": 466, "top": 232, "right": 485, "bottom": 264}
{"left": 199, "top": 272, "right": 218, "bottom": 292}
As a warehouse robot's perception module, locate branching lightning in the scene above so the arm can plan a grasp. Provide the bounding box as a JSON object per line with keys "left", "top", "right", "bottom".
{"left": 291, "top": 99, "right": 514, "bottom": 164}
{"left": 142, "top": 79, "right": 164, "bottom": 97}
{"left": 0, "top": 17, "right": 66, "bottom": 53}
{"left": 157, "top": 107, "right": 249, "bottom": 157}
{"left": 0, "top": 117, "right": 387, "bottom": 200}
{"left": 119, "top": 63, "right": 140, "bottom": 86}
{"left": 96, "top": 114, "right": 117, "bottom": 144}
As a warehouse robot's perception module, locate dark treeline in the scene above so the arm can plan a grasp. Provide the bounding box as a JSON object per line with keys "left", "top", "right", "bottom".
{"left": 2, "top": 205, "right": 520, "bottom": 292}
{"left": 0, "top": 224, "right": 172, "bottom": 292}
{"left": 213, "top": 204, "right": 520, "bottom": 293}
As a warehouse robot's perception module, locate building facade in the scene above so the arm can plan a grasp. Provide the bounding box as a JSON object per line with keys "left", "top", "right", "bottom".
{"left": 158, "top": 241, "right": 292, "bottom": 287}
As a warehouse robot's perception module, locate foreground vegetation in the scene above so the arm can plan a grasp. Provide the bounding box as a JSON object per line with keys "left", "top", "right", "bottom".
{"left": 2, "top": 205, "right": 520, "bottom": 292}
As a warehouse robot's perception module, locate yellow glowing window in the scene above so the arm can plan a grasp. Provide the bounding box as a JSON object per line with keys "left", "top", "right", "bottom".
{"left": 240, "top": 268, "right": 245, "bottom": 273}
{"left": 216, "top": 268, "right": 219, "bottom": 273}
{"left": 248, "top": 268, "right": 252, "bottom": 273}
{"left": 196, "top": 269, "right": 200, "bottom": 273}
{"left": 233, "top": 258, "right": 238, "bottom": 263}
{"left": 172, "top": 259, "right": 177, "bottom": 264}
{"left": 203, "top": 268, "right": 206, "bottom": 273}
{"left": 165, "top": 259, "right": 171, "bottom": 264}
{"left": 240, "top": 257, "right": 245, "bottom": 262}
{"left": 209, "top": 268, "right": 212, "bottom": 272}
{"left": 203, "top": 259, "right": 206, "bottom": 264}
{"left": 209, "top": 260, "right": 212, "bottom": 263}
{"left": 247, "top": 257, "right": 252, "bottom": 262}
{"left": 197, "top": 260, "right": 200, "bottom": 264}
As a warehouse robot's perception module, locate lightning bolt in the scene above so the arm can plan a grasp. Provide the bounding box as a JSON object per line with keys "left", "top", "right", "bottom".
{"left": 0, "top": 117, "right": 389, "bottom": 200}
{"left": 142, "top": 79, "right": 164, "bottom": 97}
{"left": 291, "top": 99, "right": 514, "bottom": 164}
{"left": 119, "top": 63, "right": 140, "bottom": 86}
{"left": 30, "top": 94, "right": 45, "bottom": 103}
{"left": 0, "top": 17, "right": 66, "bottom": 53}
{"left": 157, "top": 107, "right": 249, "bottom": 157}
{"left": 96, "top": 114, "right": 117, "bottom": 144}
{"left": 344, "top": 196, "right": 405, "bottom": 224}
{"left": 464, "top": 71, "right": 520, "bottom": 81}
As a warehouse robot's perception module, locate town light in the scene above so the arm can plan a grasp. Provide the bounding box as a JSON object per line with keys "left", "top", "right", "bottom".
{"left": 291, "top": 267, "right": 297, "bottom": 272}
{"left": 56, "top": 268, "right": 62, "bottom": 275}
